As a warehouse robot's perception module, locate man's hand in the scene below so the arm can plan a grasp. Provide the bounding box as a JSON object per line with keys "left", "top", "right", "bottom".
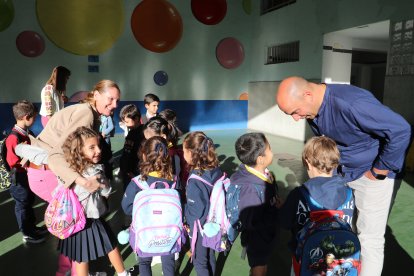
{"left": 364, "top": 167, "right": 388, "bottom": 180}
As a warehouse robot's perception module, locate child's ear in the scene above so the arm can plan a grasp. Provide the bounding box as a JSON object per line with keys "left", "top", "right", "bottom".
{"left": 256, "top": 155, "right": 264, "bottom": 166}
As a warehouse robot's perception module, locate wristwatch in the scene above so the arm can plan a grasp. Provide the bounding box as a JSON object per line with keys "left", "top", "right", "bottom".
{"left": 370, "top": 168, "right": 387, "bottom": 180}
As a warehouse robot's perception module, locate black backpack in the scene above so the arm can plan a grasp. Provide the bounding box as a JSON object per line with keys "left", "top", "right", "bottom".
{"left": 0, "top": 131, "right": 21, "bottom": 190}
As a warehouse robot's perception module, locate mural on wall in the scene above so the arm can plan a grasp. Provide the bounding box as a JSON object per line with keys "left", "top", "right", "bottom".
{"left": 216, "top": 37, "right": 244, "bottom": 69}
{"left": 16, "top": 31, "right": 45, "bottom": 57}
{"left": 191, "top": 0, "right": 227, "bottom": 25}
{"left": 154, "top": 71, "right": 168, "bottom": 86}
{"left": 131, "top": 0, "right": 183, "bottom": 53}
{"left": 36, "top": 0, "right": 124, "bottom": 55}
{"left": 0, "top": 0, "right": 14, "bottom": 31}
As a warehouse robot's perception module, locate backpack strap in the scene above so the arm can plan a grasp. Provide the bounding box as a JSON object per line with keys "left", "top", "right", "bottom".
{"left": 132, "top": 176, "right": 149, "bottom": 190}
{"left": 188, "top": 174, "right": 213, "bottom": 187}
{"left": 190, "top": 219, "right": 204, "bottom": 262}
{"left": 1, "top": 130, "right": 22, "bottom": 172}
{"left": 149, "top": 181, "right": 170, "bottom": 189}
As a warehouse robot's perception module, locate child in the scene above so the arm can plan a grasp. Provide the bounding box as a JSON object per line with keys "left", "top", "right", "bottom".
{"left": 122, "top": 136, "right": 178, "bottom": 276}
{"left": 5, "top": 100, "right": 46, "bottom": 243}
{"left": 231, "top": 132, "right": 278, "bottom": 276}
{"left": 278, "top": 136, "right": 354, "bottom": 275}
{"left": 183, "top": 131, "right": 223, "bottom": 276}
{"left": 58, "top": 126, "right": 129, "bottom": 276}
{"left": 119, "top": 104, "right": 145, "bottom": 189}
{"left": 141, "top": 93, "right": 160, "bottom": 124}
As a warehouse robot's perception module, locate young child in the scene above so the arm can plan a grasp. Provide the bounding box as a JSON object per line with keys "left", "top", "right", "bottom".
{"left": 58, "top": 126, "right": 129, "bottom": 276}
{"left": 119, "top": 104, "right": 145, "bottom": 189}
{"left": 5, "top": 100, "right": 46, "bottom": 243}
{"left": 141, "top": 93, "right": 160, "bottom": 124}
{"left": 183, "top": 131, "right": 223, "bottom": 276}
{"left": 231, "top": 132, "right": 278, "bottom": 276}
{"left": 278, "top": 136, "right": 354, "bottom": 275}
{"left": 121, "top": 136, "right": 178, "bottom": 276}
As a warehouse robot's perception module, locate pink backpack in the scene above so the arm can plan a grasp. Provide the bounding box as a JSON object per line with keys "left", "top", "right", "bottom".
{"left": 44, "top": 185, "right": 86, "bottom": 239}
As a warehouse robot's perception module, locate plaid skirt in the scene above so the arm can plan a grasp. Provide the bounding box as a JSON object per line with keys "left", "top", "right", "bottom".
{"left": 58, "top": 218, "right": 117, "bottom": 263}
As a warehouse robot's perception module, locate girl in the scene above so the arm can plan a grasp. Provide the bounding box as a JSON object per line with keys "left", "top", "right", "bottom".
{"left": 183, "top": 131, "right": 223, "bottom": 276}
{"left": 59, "top": 126, "right": 129, "bottom": 276}
{"left": 39, "top": 66, "right": 71, "bottom": 127}
{"left": 121, "top": 136, "right": 178, "bottom": 276}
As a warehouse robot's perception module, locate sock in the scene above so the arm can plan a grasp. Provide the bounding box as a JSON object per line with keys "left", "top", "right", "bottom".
{"left": 117, "top": 270, "right": 128, "bottom": 276}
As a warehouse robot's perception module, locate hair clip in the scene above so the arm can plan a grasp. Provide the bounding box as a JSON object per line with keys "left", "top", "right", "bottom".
{"left": 155, "top": 142, "right": 168, "bottom": 157}
{"left": 202, "top": 137, "right": 213, "bottom": 152}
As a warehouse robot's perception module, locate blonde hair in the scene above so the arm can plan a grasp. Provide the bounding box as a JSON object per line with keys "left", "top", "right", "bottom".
{"left": 302, "top": 136, "right": 340, "bottom": 174}
{"left": 82, "top": 79, "right": 120, "bottom": 105}
{"left": 62, "top": 126, "right": 100, "bottom": 174}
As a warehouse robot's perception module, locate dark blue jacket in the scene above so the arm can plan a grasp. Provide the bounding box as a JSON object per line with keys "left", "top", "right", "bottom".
{"left": 184, "top": 167, "right": 223, "bottom": 234}
{"left": 119, "top": 125, "right": 145, "bottom": 181}
{"left": 230, "top": 164, "right": 278, "bottom": 246}
{"left": 279, "top": 175, "right": 354, "bottom": 252}
{"left": 122, "top": 175, "right": 177, "bottom": 216}
{"left": 309, "top": 84, "right": 411, "bottom": 181}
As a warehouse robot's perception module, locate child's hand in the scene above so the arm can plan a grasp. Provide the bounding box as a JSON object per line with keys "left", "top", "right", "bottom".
{"left": 77, "top": 175, "right": 106, "bottom": 193}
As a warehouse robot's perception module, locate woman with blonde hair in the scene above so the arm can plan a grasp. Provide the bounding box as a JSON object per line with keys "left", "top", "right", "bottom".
{"left": 39, "top": 66, "right": 71, "bottom": 127}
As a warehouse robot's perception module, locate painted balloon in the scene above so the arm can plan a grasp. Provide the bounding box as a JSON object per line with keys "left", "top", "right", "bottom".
{"left": 0, "top": 0, "right": 14, "bottom": 32}
{"left": 36, "top": 0, "right": 124, "bottom": 55}
{"left": 69, "top": 91, "right": 89, "bottom": 103}
{"left": 191, "top": 0, "right": 227, "bottom": 25}
{"left": 216, "top": 37, "right": 244, "bottom": 69}
{"left": 239, "top": 92, "right": 248, "bottom": 100}
{"left": 16, "top": 31, "right": 45, "bottom": 57}
{"left": 242, "top": 0, "right": 252, "bottom": 15}
{"left": 131, "top": 0, "right": 183, "bottom": 53}
{"left": 154, "top": 71, "right": 168, "bottom": 86}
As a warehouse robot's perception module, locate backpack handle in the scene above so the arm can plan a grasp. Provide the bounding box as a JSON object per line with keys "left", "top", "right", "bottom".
{"left": 149, "top": 181, "right": 170, "bottom": 189}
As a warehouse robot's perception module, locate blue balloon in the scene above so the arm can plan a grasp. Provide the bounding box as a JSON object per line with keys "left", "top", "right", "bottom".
{"left": 154, "top": 70, "right": 168, "bottom": 86}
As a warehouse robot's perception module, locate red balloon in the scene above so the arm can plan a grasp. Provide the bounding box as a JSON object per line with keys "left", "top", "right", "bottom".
{"left": 16, "top": 31, "right": 45, "bottom": 57}
{"left": 216, "top": 37, "right": 244, "bottom": 69}
{"left": 131, "top": 0, "right": 183, "bottom": 53}
{"left": 191, "top": 0, "right": 227, "bottom": 25}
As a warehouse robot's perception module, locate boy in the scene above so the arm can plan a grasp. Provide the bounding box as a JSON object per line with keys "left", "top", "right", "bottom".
{"left": 231, "top": 132, "right": 278, "bottom": 276}
{"left": 278, "top": 136, "right": 354, "bottom": 274}
{"left": 5, "top": 100, "right": 46, "bottom": 243}
{"left": 119, "top": 104, "right": 145, "bottom": 189}
{"left": 141, "top": 93, "right": 160, "bottom": 124}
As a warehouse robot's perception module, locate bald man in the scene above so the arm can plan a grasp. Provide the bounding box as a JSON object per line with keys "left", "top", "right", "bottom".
{"left": 276, "top": 77, "right": 411, "bottom": 276}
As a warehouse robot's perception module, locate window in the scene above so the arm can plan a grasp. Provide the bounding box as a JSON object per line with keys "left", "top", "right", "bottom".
{"left": 265, "top": 41, "right": 300, "bottom": 64}
{"left": 261, "top": 0, "right": 296, "bottom": 15}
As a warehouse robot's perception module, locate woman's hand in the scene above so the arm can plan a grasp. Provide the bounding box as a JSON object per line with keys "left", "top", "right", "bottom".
{"left": 75, "top": 175, "right": 106, "bottom": 193}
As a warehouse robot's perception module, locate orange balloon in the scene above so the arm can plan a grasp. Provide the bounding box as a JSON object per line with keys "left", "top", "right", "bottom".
{"left": 239, "top": 92, "right": 248, "bottom": 100}
{"left": 131, "top": 0, "right": 183, "bottom": 53}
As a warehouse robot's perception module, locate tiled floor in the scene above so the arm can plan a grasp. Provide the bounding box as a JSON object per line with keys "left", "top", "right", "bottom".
{"left": 0, "top": 130, "right": 412, "bottom": 275}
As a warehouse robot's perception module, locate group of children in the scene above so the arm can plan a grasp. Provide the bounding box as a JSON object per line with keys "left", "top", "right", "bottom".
{"left": 4, "top": 93, "right": 356, "bottom": 276}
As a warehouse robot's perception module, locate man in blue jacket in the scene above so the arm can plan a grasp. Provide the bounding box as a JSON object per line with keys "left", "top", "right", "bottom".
{"left": 276, "top": 76, "right": 411, "bottom": 276}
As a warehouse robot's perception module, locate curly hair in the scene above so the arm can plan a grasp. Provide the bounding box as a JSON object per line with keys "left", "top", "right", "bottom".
{"left": 302, "top": 136, "right": 340, "bottom": 174}
{"left": 139, "top": 136, "right": 173, "bottom": 181}
{"left": 183, "top": 131, "right": 219, "bottom": 174}
{"left": 62, "top": 126, "right": 100, "bottom": 174}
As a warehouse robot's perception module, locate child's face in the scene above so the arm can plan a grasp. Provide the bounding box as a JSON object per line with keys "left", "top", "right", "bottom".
{"left": 123, "top": 116, "right": 140, "bottom": 128}
{"left": 261, "top": 143, "right": 273, "bottom": 168}
{"left": 82, "top": 137, "right": 101, "bottom": 164}
{"left": 145, "top": 101, "right": 159, "bottom": 116}
{"left": 183, "top": 144, "right": 192, "bottom": 165}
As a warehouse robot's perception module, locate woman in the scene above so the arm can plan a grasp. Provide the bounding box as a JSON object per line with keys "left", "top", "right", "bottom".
{"left": 28, "top": 79, "right": 120, "bottom": 276}
{"left": 39, "top": 66, "right": 71, "bottom": 127}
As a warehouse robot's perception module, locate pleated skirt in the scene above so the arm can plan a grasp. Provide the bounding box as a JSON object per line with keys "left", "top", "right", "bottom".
{"left": 58, "top": 218, "right": 117, "bottom": 263}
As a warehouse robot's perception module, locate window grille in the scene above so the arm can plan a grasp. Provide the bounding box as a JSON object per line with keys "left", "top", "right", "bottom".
{"left": 261, "top": 0, "right": 296, "bottom": 15}
{"left": 265, "top": 41, "right": 300, "bottom": 64}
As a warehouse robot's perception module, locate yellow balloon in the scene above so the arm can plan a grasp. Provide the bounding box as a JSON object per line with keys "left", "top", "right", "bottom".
{"left": 36, "top": 0, "right": 124, "bottom": 55}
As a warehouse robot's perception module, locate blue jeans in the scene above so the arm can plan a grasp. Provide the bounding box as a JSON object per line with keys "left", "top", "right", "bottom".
{"left": 138, "top": 254, "right": 175, "bottom": 276}
{"left": 193, "top": 236, "right": 216, "bottom": 276}
{"left": 9, "top": 171, "right": 36, "bottom": 235}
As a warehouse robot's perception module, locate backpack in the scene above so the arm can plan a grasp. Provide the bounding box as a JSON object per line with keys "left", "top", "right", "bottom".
{"left": 0, "top": 130, "right": 21, "bottom": 190}
{"left": 225, "top": 181, "right": 264, "bottom": 244}
{"left": 294, "top": 187, "right": 361, "bottom": 276}
{"left": 129, "top": 176, "right": 184, "bottom": 257}
{"left": 188, "top": 173, "right": 232, "bottom": 253}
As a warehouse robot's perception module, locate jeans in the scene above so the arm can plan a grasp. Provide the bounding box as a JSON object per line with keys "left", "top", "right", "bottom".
{"left": 348, "top": 175, "right": 394, "bottom": 276}
{"left": 9, "top": 172, "right": 36, "bottom": 235}
{"left": 138, "top": 254, "right": 175, "bottom": 276}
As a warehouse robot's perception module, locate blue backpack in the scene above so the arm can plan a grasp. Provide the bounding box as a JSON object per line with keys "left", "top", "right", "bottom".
{"left": 129, "top": 176, "right": 184, "bottom": 257}
{"left": 294, "top": 187, "right": 361, "bottom": 276}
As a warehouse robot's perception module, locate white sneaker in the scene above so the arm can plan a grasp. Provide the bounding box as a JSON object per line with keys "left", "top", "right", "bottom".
{"left": 151, "top": 255, "right": 162, "bottom": 267}
{"left": 88, "top": 272, "right": 107, "bottom": 276}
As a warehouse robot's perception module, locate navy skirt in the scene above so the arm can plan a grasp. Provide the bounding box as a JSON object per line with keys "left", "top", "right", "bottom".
{"left": 58, "top": 218, "right": 117, "bottom": 263}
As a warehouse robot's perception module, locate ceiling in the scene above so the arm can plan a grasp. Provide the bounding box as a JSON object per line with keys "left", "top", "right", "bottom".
{"left": 337, "top": 20, "right": 390, "bottom": 42}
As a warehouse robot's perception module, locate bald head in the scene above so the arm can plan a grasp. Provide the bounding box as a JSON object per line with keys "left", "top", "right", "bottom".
{"left": 276, "top": 76, "right": 308, "bottom": 109}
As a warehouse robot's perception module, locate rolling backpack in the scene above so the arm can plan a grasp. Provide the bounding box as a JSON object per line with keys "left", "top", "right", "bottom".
{"left": 188, "top": 173, "right": 232, "bottom": 254}
{"left": 129, "top": 176, "right": 184, "bottom": 257}
{"left": 294, "top": 187, "right": 361, "bottom": 276}
{"left": 0, "top": 131, "right": 21, "bottom": 190}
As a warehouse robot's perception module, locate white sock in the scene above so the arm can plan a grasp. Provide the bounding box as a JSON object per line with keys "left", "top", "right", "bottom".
{"left": 117, "top": 270, "right": 127, "bottom": 276}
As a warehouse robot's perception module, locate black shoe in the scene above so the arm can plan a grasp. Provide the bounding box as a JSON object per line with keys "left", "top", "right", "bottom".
{"left": 35, "top": 225, "right": 48, "bottom": 235}
{"left": 22, "top": 233, "right": 46, "bottom": 244}
{"left": 128, "top": 265, "right": 139, "bottom": 276}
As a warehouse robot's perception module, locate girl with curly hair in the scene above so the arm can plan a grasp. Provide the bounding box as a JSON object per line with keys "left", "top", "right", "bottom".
{"left": 58, "top": 126, "right": 129, "bottom": 276}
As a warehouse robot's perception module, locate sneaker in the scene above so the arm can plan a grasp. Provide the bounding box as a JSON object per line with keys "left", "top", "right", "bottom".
{"left": 88, "top": 272, "right": 107, "bottom": 276}
{"left": 35, "top": 225, "right": 48, "bottom": 235}
{"left": 128, "top": 265, "right": 139, "bottom": 276}
{"left": 22, "top": 233, "right": 46, "bottom": 244}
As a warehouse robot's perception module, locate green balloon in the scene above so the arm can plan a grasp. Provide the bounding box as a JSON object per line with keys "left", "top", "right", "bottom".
{"left": 242, "top": 0, "right": 251, "bottom": 15}
{"left": 0, "top": 0, "right": 14, "bottom": 32}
